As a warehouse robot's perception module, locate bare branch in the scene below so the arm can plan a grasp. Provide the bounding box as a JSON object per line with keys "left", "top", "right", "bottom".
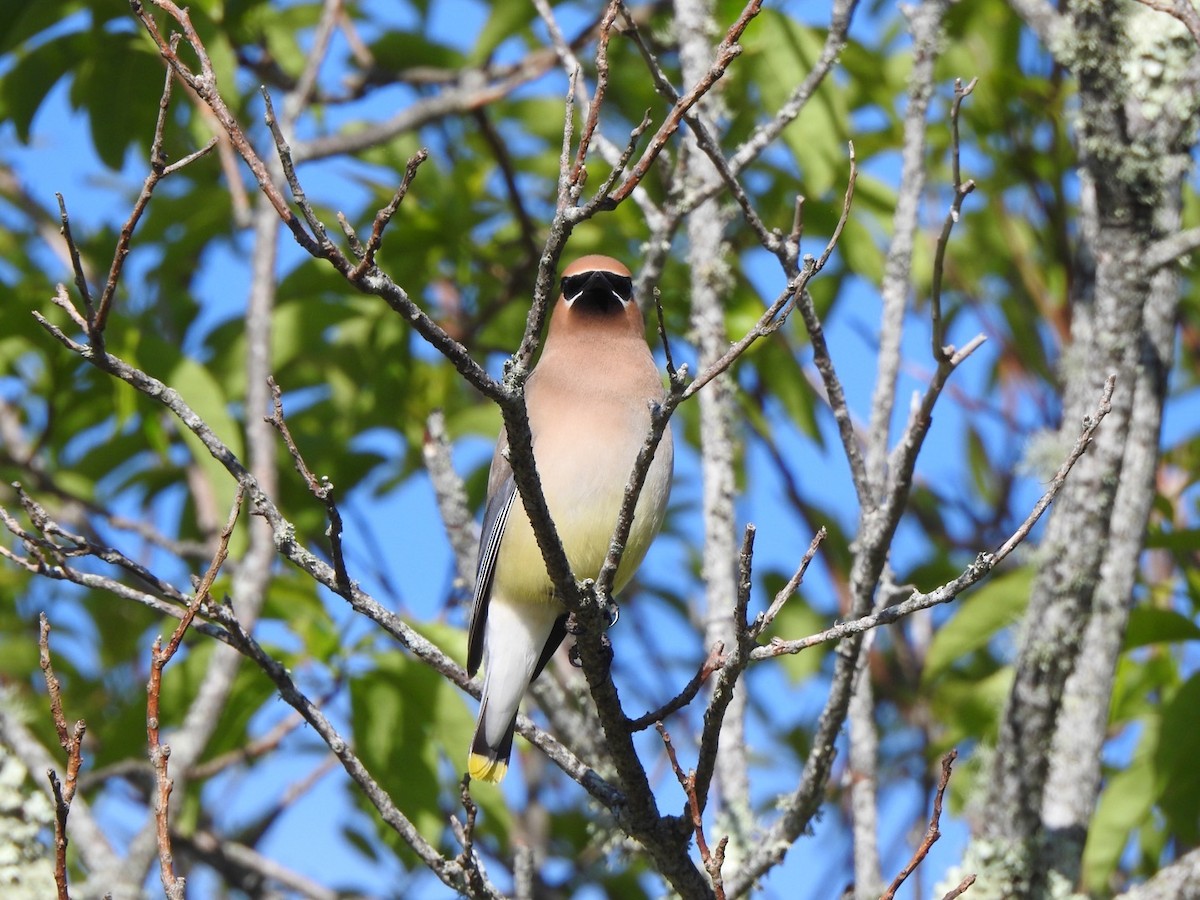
{"left": 750, "top": 526, "right": 826, "bottom": 638}
{"left": 880, "top": 750, "right": 959, "bottom": 900}
{"left": 625, "top": 642, "right": 726, "bottom": 732}
{"left": 726, "top": 0, "right": 859, "bottom": 176}
{"left": 682, "top": 143, "right": 858, "bottom": 403}
{"left": 146, "top": 487, "right": 243, "bottom": 900}
{"left": 422, "top": 410, "right": 479, "bottom": 590}
{"left": 349, "top": 149, "right": 431, "bottom": 279}
{"left": 752, "top": 374, "right": 1117, "bottom": 662}
{"left": 452, "top": 777, "right": 494, "bottom": 898}
{"left": 929, "top": 77, "right": 979, "bottom": 364}
{"left": 265, "top": 377, "right": 350, "bottom": 590}
{"left": 54, "top": 194, "right": 94, "bottom": 325}
{"left": 864, "top": 4, "right": 947, "bottom": 496}
{"left": 1145, "top": 225, "right": 1200, "bottom": 271}
{"left": 178, "top": 830, "right": 339, "bottom": 900}
{"left": 657, "top": 723, "right": 728, "bottom": 900}
{"left": 96, "top": 43, "right": 216, "bottom": 338}
{"left": 39, "top": 615, "right": 85, "bottom": 900}
{"left": 941, "top": 874, "right": 978, "bottom": 900}
{"left": 610, "top": 0, "right": 764, "bottom": 204}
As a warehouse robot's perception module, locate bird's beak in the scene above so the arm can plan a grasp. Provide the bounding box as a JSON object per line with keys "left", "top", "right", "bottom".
{"left": 562, "top": 271, "right": 634, "bottom": 308}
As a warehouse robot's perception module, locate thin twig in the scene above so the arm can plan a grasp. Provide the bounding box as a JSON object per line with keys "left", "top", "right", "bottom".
{"left": 750, "top": 527, "right": 826, "bottom": 638}
{"left": 95, "top": 40, "right": 217, "bottom": 338}
{"left": 452, "top": 776, "right": 492, "bottom": 897}
{"left": 929, "top": 78, "right": 978, "bottom": 363}
{"left": 54, "top": 194, "right": 94, "bottom": 325}
{"left": 265, "top": 377, "right": 350, "bottom": 590}
{"left": 941, "top": 874, "right": 978, "bottom": 900}
{"left": 657, "top": 723, "right": 728, "bottom": 900}
{"left": 422, "top": 410, "right": 479, "bottom": 590}
{"left": 880, "top": 749, "right": 958, "bottom": 899}
{"left": 681, "top": 142, "right": 859, "bottom": 449}
{"left": 39, "top": 615, "right": 85, "bottom": 900}
{"left": 610, "top": 0, "right": 764, "bottom": 204}
{"left": 652, "top": 287, "right": 680, "bottom": 382}
{"left": 260, "top": 87, "right": 336, "bottom": 255}
{"left": 626, "top": 642, "right": 726, "bottom": 732}
{"left": 689, "top": 524, "right": 757, "bottom": 811}
{"left": 349, "top": 149, "right": 430, "bottom": 280}
{"left": 753, "top": 374, "right": 1117, "bottom": 661}
{"left": 569, "top": 0, "right": 620, "bottom": 187}
{"left": 146, "top": 487, "right": 243, "bottom": 900}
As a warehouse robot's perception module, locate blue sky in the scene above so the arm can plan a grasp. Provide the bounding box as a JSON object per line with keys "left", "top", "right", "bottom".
{"left": 5, "top": 1, "right": 1199, "bottom": 897}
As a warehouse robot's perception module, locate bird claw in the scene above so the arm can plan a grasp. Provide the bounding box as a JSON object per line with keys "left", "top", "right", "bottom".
{"left": 567, "top": 632, "right": 613, "bottom": 670}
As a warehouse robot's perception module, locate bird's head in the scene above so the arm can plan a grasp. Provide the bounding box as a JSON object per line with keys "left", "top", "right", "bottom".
{"left": 559, "top": 255, "right": 634, "bottom": 315}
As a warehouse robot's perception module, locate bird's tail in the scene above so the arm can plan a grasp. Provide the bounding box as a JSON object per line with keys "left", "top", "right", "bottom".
{"left": 468, "top": 699, "right": 517, "bottom": 783}
{"left": 466, "top": 603, "right": 567, "bottom": 784}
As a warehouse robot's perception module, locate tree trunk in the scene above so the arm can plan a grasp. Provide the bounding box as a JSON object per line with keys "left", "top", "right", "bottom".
{"left": 969, "top": 3, "right": 1197, "bottom": 894}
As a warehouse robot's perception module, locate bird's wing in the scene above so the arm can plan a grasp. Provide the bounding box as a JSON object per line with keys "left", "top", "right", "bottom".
{"left": 467, "top": 431, "right": 517, "bottom": 677}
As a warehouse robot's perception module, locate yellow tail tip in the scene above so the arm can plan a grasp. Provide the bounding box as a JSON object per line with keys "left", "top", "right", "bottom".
{"left": 468, "top": 753, "right": 508, "bottom": 783}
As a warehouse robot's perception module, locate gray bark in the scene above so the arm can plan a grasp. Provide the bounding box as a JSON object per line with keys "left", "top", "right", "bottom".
{"left": 971, "top": 3, "right": 1198, "bottom": 895}
{"left": 674, "top": 0, "right": 749, "bottom": 854}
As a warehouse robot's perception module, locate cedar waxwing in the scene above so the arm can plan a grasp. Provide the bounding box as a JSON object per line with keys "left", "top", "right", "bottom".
{"left": 466, "top": 255, "right": 674, "bottom": 783}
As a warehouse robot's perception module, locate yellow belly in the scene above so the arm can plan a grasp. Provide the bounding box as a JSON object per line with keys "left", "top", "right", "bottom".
{"left": 491, "top": 450, "right": 669, "bottom": 605}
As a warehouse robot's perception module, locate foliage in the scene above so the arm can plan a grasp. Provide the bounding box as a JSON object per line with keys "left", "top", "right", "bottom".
{"left": 0, "top": 0, "right": 1197, "bottom": 897}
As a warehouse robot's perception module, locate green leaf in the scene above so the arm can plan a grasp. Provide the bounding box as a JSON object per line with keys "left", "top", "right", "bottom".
{"left": 133, "top": 334, "right": 247, "bottom": 553}
{"left": 0, "top": 33, "right": 86, "bottom": 142}
{"left": 762, "top": 581, "right": 829, "bottom": 683}
{"left": 467, "top": 2, "right": 534, "bottom": 64}
{"left": 928, "top": 666, "right": 1012, "bottom": 750}
{"left": 1144, "top": 526, "right": 1200, "bottom": 553}
{"left": 370, "top": 32, "right": 463, "bottom": 72}
{"left": 1083, "top": 717, "right": 1160, "bottom": 891}
{"left": 739, "top": 11, "right": 849, "bottom": 195}
{"left": 1124, "top": 606, "right": 1200, "bottom": 649}
{"left": 922, "top": 567, "right": 1034, "bottom": 684}
{"left": 1155, "top": 673, "right": 1200, "bottom": 843}
{"left": 0, "top": 2, "right": 77, "bottom": 54}
{"left": 350, "top": 639, "right": 510, "bottom": 856}
{"left": 68, "top": 32, "right": 168, "bottom": 170}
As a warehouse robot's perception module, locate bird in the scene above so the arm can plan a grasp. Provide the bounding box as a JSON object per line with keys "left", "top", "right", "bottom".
{"left": 466, "top": 254, "right": 674, "bottom": 783}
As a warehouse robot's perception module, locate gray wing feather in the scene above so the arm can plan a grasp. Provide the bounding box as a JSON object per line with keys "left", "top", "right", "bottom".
{"left": 467, "top": 475, "right": 516, "bottom": 676}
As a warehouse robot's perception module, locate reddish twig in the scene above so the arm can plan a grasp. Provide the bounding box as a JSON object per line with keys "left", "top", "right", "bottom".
{"left": 941, "top": 873, "right": 978, "bottom": 900}
{"left": 264, "top": 377, "right": 350, "bottom": 591}
{"left": 94, "top": 39, "right": 218, "bottom": 340}
{"left": 146, "top": 487, "right": 243, "bottom": 899}
{"left": 39, "top": 614, "right": 85, "bottom": 900}
{"left": 657, "top": 723, "right": 728, "bottom": 900}
{"left": 130, "top": 0, "right": 321, "bottom": 255}
{"left": 570, "top": 0, "right": 620, "bottom": 187}
{"left": 610, "top": 0, "right": 764, "bottom": 203}
{"left": 626, "top": 642, "right": 727, "bottom": 732}
{"left": 130, "top": 0, "right": 498, "bottom": 399}
{"left": 880, "top": 749, "right": 958, "bottom": 899}
{"left": 349, "top": 149, "right": 431, "bottom": 281}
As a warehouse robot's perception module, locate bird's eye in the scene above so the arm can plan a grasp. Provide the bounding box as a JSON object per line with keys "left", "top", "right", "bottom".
{"left": 560, "top": 274, "right": 588, "bottom": 299}
{"left": 604, "top": 274, "right": 633, "bottom": 303}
